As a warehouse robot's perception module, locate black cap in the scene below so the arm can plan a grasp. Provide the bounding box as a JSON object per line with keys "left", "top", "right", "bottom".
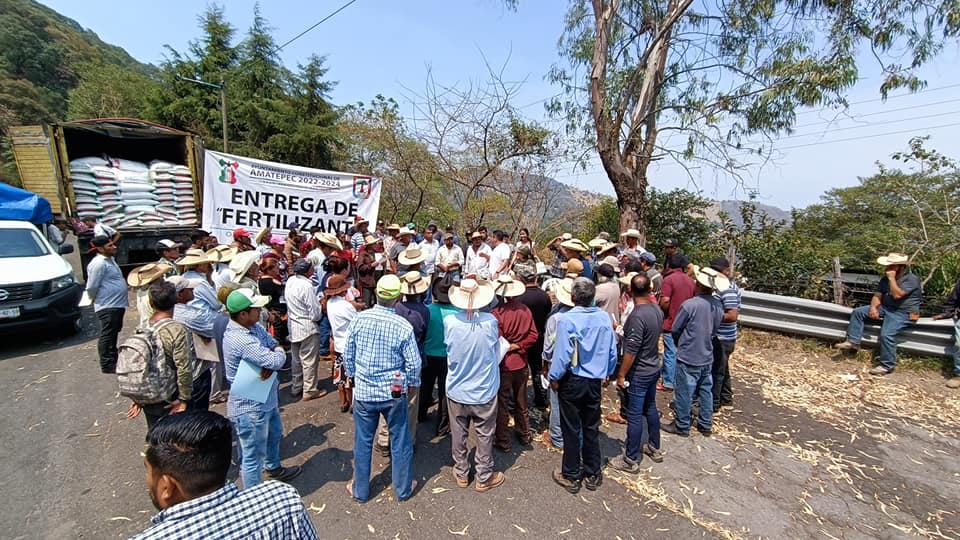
{"left": 596, "top": 263, "right": 616, "bottom": 278}
{"left": 710, "top": 257, "right": 731, "bottom": 272}
{"left": 663, "top": 238, "right": 678, "bottom": 248}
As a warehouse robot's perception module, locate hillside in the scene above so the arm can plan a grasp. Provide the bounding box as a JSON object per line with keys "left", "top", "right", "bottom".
{"left": 706, "top": 200, "right": 793, "bottom": 226}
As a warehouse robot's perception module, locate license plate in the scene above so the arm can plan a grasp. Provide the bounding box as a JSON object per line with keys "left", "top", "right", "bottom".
{"left": 0, "top": 307, "right": 20, "bottom": 319}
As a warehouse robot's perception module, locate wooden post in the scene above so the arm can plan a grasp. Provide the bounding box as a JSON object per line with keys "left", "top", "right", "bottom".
{"left": 832, "top": 257, "right": 844, "bottom": 305}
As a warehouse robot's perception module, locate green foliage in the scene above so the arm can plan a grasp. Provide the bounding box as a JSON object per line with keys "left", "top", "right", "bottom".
{"left": 580, "top": 198, "right": 619, "bottom": 241}
{"left": 67, "top": 62, "right": 158, "bottom": 119}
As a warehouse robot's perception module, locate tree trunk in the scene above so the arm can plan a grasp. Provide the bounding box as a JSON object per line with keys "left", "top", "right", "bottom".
{"left": 609, "top": 169, "right": 647, "bottom": 244}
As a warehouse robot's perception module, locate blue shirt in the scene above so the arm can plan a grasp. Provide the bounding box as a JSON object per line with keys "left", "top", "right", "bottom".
{"left": 344, "top": 305, "right": 422, "bottom": 402}
{"left": 131, "top": 481, "right": 318, "bottom": 540}
{"left": 549, "top": 306, "right": 617, "bottom": 381}
{"left": 715, "top": 282, "right": 741, "bottom": 342}
{"left": 223, "top": 320, "right": 285, "bottom": 417}
{"left": 444, "top": 312, "right": 500, "bottom": 405}
{"left": 671, "top": 294, "right": 723, "bottom": 367}
{"left": 182, "top": 270, "right": 223, "bottom": 312}
{"left": 85, "top": 254, "right": 128, "bottom": 311}
{"left": 579, "top": 257, "right": 594, "bottom": 280}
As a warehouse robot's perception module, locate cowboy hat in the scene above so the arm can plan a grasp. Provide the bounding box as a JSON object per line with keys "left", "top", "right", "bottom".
{"left": 354, "top": 215, "right": 369, "bottom": 226}
{"left": 400, "top": 271, "right": 431, "bottom": 295}
{"left": 449, "top": 278, "right": 495, "bottom": 311}
{"left": 692, "top": 265, "right": 731, "bottom": 292}
{"left": 386, "top": 223, "right": 401, "bottom": 231}
{"left": 127, "top": 263, "right": 168, "bottom": 288}
{"left": 206, "top": 245, "right": 238, "bottom": 263}
{"left": 324, "top": 274, "right": 351, "bottom": 297}
{"left": 588, "top": 237, "right": 607, "bottom": 249}
{"left": 398, "top": 245, "right": 427, "bottom": 265}
{"left": 620, "top": 228, "right": 642, "bottom": 239}
{"left": 364, "top": 234, "right": 380, "bottom": 246}
{"left": 618, "top": 271, "right": 639, "bottom": 286}
{"left": 492, "top": 274, "right": 525, "bottom": 297}
{"left": 312, "top": 231, "right": 342, "bottom": 251}
{"left": 176, "top": 248, "right": 211, "bottom": 267}
{"left": 254, "top": 227, "right": 273, "bottom": 245}
{"left": 554, "top": 278, "right": 575, "bottom": 307}
{"left": 600, "top": 255, "right": 620, "bottom": 273}
{"left": 397, "top": 227, "right": 415, "bottom": 237}
{"left": 876, "top": 252, "right": 910, "bottom": 266}
{"left": 596, "top": 242, "right": 619, "bottom": 257}
{"left": 229, "top": 251, "right": 260, "bottom": 282}
{"left": 563, "top": 258, "right": 584, "bottom": 277}
{"left": 470, "top": 231, "right": 483, "bottom": 240}
{"left": 560, "top": 238, "right": 590, "bottom": 253}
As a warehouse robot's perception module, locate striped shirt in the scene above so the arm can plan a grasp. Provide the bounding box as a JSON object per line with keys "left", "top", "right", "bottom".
{"left": 344, "top": 305, "right": 421, "bottom": 402}
{"left": 131, "top": 481, "right": 318, "bottom": 540}
{"left": 715, "top": 282, "right": 742, "bottom": 342}
{"left": 285, "top": 275, "right": 322, "bottom": 343}
{"left": 85, "top": 254, "right": 128, "bottom": 311}
{"left": 223, "top": 320, "right": 285, "bottom": 417}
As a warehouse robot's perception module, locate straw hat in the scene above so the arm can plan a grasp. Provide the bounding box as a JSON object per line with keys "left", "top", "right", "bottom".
{"left": 313, "top": 232, "right": 342, "bottom": 251}
{"left": 692, "top": 265, "right": 731, "bottom": 292}
{"left": 620, "top": 228, "right": 642, "bottom": 239}
{"left": 229, "top": 251, "right": 260, "bottom": 282}
{"left": 324, "top": 275, "right": 351, "bottom": 297}
{"left": 449, "top": 278, "right": 495, "bottom": 311}
{"left": 176, "top": 248, "right": 211, "bottom": 267}
{"left": 397, "top": 227, "right": 415, "bottom": 238}
{"left": 596, "top": 242, "right": 619, "bottom": 257}
{"left": 554, "top": 278, "right": 575, "bottom": 307}
{"left": 206, "top": 245, "right": 238, "bottom": 263}
{"left": 600, "top": 255, "right": 620, "bottom": 273}
{"left": 492, "top": 274, "right": 525, "bottom": 297}
{"left": 560, "top": 238, "right": 590, "bottom": 253}
{"left": 470, "top": 231, "right": 483, "bottom": 240}
{"left": 398, "top": 244, "right": 427, "bottom": 265}
{"left": 561, "top": 233, "right": 573, "bottom": 241}
{"left": 876, "top": 252, "right": 910, "bottom": 266}
{"left": 618, "top": 271, "right": 638, "bottom": 286}
{"left": 400, "top": 271, "right": 431, "bottom": 295}
{"left": 563, "top": 258, "right": 584, "bottom": 277}
{"left": 386, "top": 223, "right": 401, "bottom": 232}
{"left": 254, "top": 226, "right": 273, "bottom": 245}
{"left": 127, "top": 263, "right": 168, "bottom": 288}
{"left": 364, "top": 234, "right": 379, "bottom": 246}
{"left": 588, "top": 237, "right": 607, "bottom": 249}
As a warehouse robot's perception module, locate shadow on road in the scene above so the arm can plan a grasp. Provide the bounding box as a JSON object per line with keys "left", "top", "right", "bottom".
{"left": 0, "top": 306, "right": 98, "bottom": 361}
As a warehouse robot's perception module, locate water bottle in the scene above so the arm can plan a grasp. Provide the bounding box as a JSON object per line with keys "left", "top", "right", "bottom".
{"left": 391, "top": 371, "right": 403, "bottom": 398}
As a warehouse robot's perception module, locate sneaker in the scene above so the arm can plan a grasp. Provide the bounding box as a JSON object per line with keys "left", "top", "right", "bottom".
{"left": 834, "top": 341, "right": 859, "bottom": 351}
{"left": 947, "top": 377, "right": 960, "bottom": 389}
{"left": 584, "top": 474, "right": 603, "bottom": 491}
{"left": 696, "top": 425, "right": 712, "bottom": 437}
{"left": 453, "top": 472, "right": 469, "bottom": 488}
{"left": 552, "top": 468, "right": 581, "bottom": 494}
{"left": 605, "top": 412, "right": 627, "bottom": 425}
{"left": 868, "top": 366, "right": 892, "bottom": 376}
{"left": 661, "top": 422, "right": 689, "bottom": 437}
{"left": 263, "top": 465, "right": 302, "bottom": 482}
{"left": 301, "top": 390, "right": 328, "bottom": 401}
{"left": 474, "top": 471, "right": 505, "bottom": 493}
{"left": 607, "top": 455, "right": 640, "bottom": 473}
{"left": 643, "top": 444, "right": 664, "bottom": 463}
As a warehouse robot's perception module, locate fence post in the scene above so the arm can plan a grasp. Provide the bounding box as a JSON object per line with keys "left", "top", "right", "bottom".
{"left": 832, "top": 257, "right": 844, "bottom": 305}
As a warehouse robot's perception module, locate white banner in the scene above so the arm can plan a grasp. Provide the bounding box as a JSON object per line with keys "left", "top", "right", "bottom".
{"left": 201, "top": 150, "right": 380, "bottom": 242}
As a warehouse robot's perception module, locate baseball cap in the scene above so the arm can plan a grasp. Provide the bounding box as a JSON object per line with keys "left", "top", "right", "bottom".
{"left": 443, "top": 232, "right": 454, "bottom": 240}
{"left": 640, "top": 251, "right": 657, "bottom": 264}
{"left": 710, "top": 256, "right": 731, "bottom": 272}
{"left": 157, "top": 239, "right": 178, "bottom": 249}
{"left": 376, "top": 274, "right": 402, "bottom": 300}
{"left": 233, "top": 228, "right": 250, "bottom": 238}
{"left": 292, "top": 259, "right": 313, "bottom": 275}
{"left": 225, "top": 289, "right": 270, "bottom": 313}
{"left": 165, "top": 276, "right": 202, "bottom": 292}
{"left": 663, "top": 238, "right": 678, "bottom": 248}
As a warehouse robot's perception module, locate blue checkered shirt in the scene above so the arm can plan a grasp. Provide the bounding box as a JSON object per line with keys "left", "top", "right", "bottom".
{"left": 344, "top": 305, "right": 421, "bottom": 402}
{"left": 223, "top": 320, "right": 286, "bottom": 418}
{"left": 131, "top": 481, "right": 318, "bottom": 540}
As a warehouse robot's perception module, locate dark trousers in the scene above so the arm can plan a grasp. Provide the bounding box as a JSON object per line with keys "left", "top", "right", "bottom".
{"left": 625, "top": 370, "right": 660, "bottom": 462}
{"left": 141, "top": 370, "right": 212, "bottom": 438}
{"left": 419, "top": 355, "right": 449, "bottom": 433}
{"left": 527, "top": 341, "right": 546, "bottom": 405}
{"left": 711, "top": 339, "right": 736, "bottom": 407}
{"left": 558, "top": 374, "right": 602, "bottom": 480}
{"left": 495, "top": 367, "right": 531, "bottom": 448}
{"left": 96, "top": 308, "right": 125, "bottom": 373}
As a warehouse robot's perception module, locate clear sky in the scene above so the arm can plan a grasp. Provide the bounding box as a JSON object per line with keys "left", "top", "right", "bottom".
{"left": 38, "top": 0, "right": 960, "bottom": 210}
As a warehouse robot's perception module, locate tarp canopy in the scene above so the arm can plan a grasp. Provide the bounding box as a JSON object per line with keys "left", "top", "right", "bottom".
{"left": 0, "top": 181, "right": 54, "bottom": 225}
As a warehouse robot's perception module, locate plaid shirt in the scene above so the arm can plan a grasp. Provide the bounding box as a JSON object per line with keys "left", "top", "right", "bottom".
{"left": 223, "top": 320, "right": 285, "bottom": 417}
{"left": 344, "top": 305, "right": 421, "bottom": 402}
{"left": 131, "top": 481, "right": 318, "bottom": 540}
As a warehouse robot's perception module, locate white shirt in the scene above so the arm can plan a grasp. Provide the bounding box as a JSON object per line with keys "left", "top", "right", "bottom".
{"left": 212, "top": 265, "right": 232, "bottom": 290}
{"left": 326, "top": 295, "right": 357, "bottom": 353}
{"left": 285, "top": 275, "right": 322, "bottom": 343}
{"left": 464, "top": 243, "right": 492, "bottom": 280}
{"left": 435, "top": 244, "right": 464, "bottom": 276}
{"left": 93, "top": 222, "right": 116, "bottom": 238}
{"left": 489, "top": 242, "right": 511, "bottom": 279}
{"left": 419, "top": 239, "right": 440, "bottom": 275}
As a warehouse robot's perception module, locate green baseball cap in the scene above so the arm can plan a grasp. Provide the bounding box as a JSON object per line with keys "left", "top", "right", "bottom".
{"left": 225, "top": 289, "right": 271, "bottom": 313}
{"left": 376, "top": 274, "right": 402, "bottom": 300}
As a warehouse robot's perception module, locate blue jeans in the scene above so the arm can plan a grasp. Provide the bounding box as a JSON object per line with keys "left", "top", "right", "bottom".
{"left": 661, "top": 332, "right": 677, "bottom": 389}
{"left": 548, "top": 387, "right": 563, "bottom": 448}
{"left": 625, "top": 370, "right": 660, "bottom": 462}
{"left": 846, "top": 305, "right": 912, "bottom": 370}
{"left": 673, "top": 363, "right": 713, "bottom": 432}
{"left": 234, "top": 407, "right": 283, "bottom": 489}
{"left": 318, "top": 314, "right": 332, "bottom": 355}
{"left": 352, "top": 398, "right": 414, "bottom": 502}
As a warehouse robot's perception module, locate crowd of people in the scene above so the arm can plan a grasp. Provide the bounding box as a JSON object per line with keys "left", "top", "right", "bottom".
{"left": 77, "top": 214, "right": 959, "bottom": 538}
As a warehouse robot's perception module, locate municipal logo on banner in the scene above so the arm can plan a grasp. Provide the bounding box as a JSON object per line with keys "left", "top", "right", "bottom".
{"left": 201, "top": 150, "right": 381, "bottom": 243}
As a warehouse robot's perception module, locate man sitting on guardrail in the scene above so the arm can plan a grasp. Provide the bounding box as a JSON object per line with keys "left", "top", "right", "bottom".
{"left": 932, "top": 277, "right": 960, "bottom": 389}
{"left": 834, "top": 253, "right": 922, "bottom": 376}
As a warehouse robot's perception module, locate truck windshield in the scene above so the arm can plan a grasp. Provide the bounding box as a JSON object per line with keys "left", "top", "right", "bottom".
{"left": 0, "top": 228, "right": 51, "bottom": 258}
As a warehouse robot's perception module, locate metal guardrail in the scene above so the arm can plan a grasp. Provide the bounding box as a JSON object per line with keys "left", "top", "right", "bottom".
{"left": 739, "top": 290, "right": 956, "bottom": 358}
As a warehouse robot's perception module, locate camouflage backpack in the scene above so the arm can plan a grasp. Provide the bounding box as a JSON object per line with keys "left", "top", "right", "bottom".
{"left": 116, "top": 319, "right": 177, "bottom": 405}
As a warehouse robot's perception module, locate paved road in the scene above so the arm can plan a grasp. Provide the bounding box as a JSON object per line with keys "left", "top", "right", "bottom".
{"left": 1, "top": 308, "right": 958, "bottom": 539}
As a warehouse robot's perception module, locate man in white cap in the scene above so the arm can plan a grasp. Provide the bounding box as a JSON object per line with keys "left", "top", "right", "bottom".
{"left": 222, "top": 288, "right": 302, "bottom": 487}
{"left": 444, "top": 278, "right": 507, "bottom": 492}
{"left": 344, "top": 274, "right": 421, "bottom": 503}
{"left": 834, "top": 252, "right": 923, "bottom": 376}
{"left": 155, "top": 239, "right": 182, "bottom": 277}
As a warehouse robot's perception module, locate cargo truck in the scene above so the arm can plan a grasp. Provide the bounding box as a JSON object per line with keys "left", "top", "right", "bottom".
{"left": 9, "top": 119, "right": 204, "bottom": 277}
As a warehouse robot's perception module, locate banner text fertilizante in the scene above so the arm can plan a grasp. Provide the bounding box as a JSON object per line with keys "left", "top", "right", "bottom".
{"left": 230, "top": 189, "right": 358, "bottom": 215}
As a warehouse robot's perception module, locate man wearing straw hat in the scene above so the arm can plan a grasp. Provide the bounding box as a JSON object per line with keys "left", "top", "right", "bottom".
{"left": 207, "top": 245, "right": 239, "bottom": 290}
{"left": 548, "top": 277, "right": 618, "bottom": 493}
{"left": 491, "top": 275, "right": 538, "bottom": 452}
{"left": 128, "top": 263, "right": 170, "bottom": 326}
{"left": 388, "top": 227, "right": 416, "bottom": 274}
{"left": 620, "top": 228, "right": 644, "bottom": 263}
{"left": 662, "top": 265, "right": 728, "bottom": 438}
{"left": 464, "top": 231, "right": 493, "bottom": 280}
{"left": 559, "top": 238, "right": 594, "bottom": 280}
{"left": 835, "top": 252, "right": 923, "bottom": 376}
{"left": 344, "top": 274, "right": 421, "bottom": 502}
{"left": 229, "top": 251, "right": 262, "bottom": 292}
{"left": 351, "top": 216, "right": 370, "bottom": 255}
{"left": 396, "top": 242, "right": 427, "bottom": 278}
{"left": 444, "top": 278, "right": 507, "bottom": 492}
